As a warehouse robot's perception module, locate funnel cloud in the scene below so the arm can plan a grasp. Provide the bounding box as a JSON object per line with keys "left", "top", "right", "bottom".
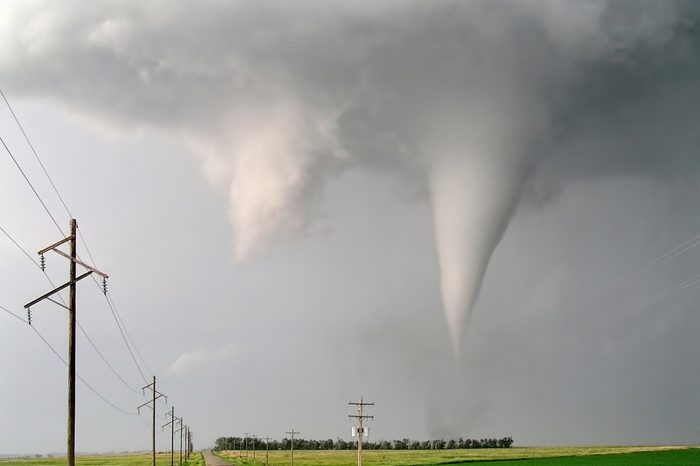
{"left": 1, "top": 0, "right": 698, "bottom": 354}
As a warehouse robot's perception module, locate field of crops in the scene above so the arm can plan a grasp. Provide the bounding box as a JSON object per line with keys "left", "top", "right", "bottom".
{"left": 216, "top": 446, "right": 697, "bottom": 466}
{"left": 0, "top": 451, "right": 203, "bottom": 466}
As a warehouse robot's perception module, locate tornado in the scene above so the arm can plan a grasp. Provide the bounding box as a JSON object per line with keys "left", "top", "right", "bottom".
{"left": 425, "top": 90, "right": 540, "bottom": 355}
{"left": 430, "top": 153, "right": 527, "bottom": 355}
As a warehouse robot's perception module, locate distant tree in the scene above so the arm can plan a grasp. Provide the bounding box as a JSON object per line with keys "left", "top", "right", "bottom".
{"left": 447, "top": 439, "right": 456, "bottom": 449}
{"left": 334, "top": 439, "right": 348, "bottom": 450}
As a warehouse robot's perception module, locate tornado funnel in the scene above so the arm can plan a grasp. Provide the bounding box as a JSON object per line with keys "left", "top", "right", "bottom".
{"left": 430, "top": 153, "right": 526, "bottom": 355}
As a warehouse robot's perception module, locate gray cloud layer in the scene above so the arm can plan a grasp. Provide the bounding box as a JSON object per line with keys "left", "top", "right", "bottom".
{"left": 1, "top": 0, "right": 700, "bottom": 449}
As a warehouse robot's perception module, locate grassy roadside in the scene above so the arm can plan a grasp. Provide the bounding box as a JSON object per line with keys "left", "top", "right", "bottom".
{"left": 0, "top": 451, "right": 204, "bottom": 465}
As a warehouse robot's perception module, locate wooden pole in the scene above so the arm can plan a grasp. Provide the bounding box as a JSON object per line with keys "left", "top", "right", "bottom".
{"left": 171, "top": 407, "right": 175, "bottom": 466}
{"left": 152, "top": 376, "right": 156, "bottom": 466}
{"left": 67, "top": 219, "right": 77, "bottom": 466}
{"left": 264, "top": 437, "right": 271, "bottom": 466}
{"left": 285, "top": 430, "right": 299, "bottom": 466}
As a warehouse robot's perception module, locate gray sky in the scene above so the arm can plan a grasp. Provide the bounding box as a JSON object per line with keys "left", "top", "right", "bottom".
{"left": 1, "top": 0, "right": 700, "bottom": 455}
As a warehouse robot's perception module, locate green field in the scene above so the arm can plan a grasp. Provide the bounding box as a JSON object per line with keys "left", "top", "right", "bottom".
{"left": 3, "top": 448, "right": 699, "bottom": 465}
{"left": 216, "top": 446, "right": 698, "bottom": 466}
{"left": 0, "top": 451, "right": 203, "bottom": 466}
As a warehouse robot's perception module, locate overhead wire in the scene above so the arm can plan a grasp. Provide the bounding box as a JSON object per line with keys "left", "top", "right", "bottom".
{"left": 0, "top": 89, "right": 181, "bottom": 443}
{"left": 609, "top": 232, "right": 700, "bottom": 289}
{"left": 631, "top": 270, "right": 700, "bottom": 312}
{"left": 0, "top": 88, "right": 99, "bottom": 270}
{"left": 0, "top": 134, "right": 64, "bottom": 235}
{"left": 107, "top": 293, "right": 154, "bottom": 378}
{"left": 0, "top": 304, "right": 137, "bottom": 416}
{"left": 0, "top": 88, "right": 153, "bottom": 386}
{"left": 0, "top": 88, "right": 73, "bottom": 220}
{"left": 0, "top": 223, "right": 142, "bottom": 394}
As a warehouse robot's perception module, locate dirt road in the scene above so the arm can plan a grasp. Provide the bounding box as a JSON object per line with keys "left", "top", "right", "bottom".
{"left": 202, "top": 450, "right": 232, "bottom": 466}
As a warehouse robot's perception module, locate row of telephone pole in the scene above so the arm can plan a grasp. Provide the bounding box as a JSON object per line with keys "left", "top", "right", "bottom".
{"left": 231, "top": 398, "right": 373, "bottom": 466}
{"left": 162, "top": 404, "right": 194, "bottom": 466}
{"left": 136, "top": 376, "right": 194, "bottom": 465}
{"left": 24, "top": 219, "right": 194, "bottom": 466}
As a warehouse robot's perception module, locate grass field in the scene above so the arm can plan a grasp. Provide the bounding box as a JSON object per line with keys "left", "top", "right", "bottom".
{"left": 216, "top": 446, "right": 697, "bottom": 466}
{"left": 3, "top": 448, "right": 698, "bottom": 465}
{"left": 0, "top": 451, "right": 203, "bottom": 465}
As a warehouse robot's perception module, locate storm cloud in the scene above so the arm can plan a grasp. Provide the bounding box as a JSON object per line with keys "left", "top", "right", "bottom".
{"left": 1, "top": 0, "right": 700, "bottom": 450}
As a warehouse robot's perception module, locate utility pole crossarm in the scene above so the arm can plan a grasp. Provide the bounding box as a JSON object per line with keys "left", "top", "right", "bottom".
{"left": 137, "top": 393, "right": 166, "bottom": 412}
{"left": 24, "top": 271, "right": 93, "bottom": 310}
{"left": 37, "top": 234, "right": 74, "bottom": 255}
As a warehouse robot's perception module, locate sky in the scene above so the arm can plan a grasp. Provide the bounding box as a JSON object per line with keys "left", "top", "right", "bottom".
{"left": 1, "top": 0, "right": 700, "bottom": 455}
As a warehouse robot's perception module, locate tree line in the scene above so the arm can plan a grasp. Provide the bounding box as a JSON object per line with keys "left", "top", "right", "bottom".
{"left": 214, "top": 436, "right": 513, "bottom": 451}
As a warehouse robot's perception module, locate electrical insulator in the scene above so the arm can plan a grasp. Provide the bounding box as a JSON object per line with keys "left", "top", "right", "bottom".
{"left": 102, "top": 277, "right": 108, "bottom": 295}
{"left": 40, "top": 254, "right": 46, "bottom": 271}
{"left": 27, "top": 308, "right": 32, "bottom": 325}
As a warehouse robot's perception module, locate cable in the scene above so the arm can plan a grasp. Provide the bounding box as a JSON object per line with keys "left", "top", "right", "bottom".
{"left": 0, "top": 135, "right": 65, "bottom": 235}
{"left": 1, "top": 91, "right": 169, "bottom": 409}
{"left": 77, "top": 320, "right": 142, "bottom": 395}
{"left": 107, "top": 293, "right": 154, "bottom": 378}
{"left": 30, "top": 325, "right": 138, "bottom": 416}
{"left": 0, "top": 303, "right": 28, "bottom": 324}
{"left": 0, "top": 304, "right": 137, "bottom": 416}
{"left": 0, "top": 223, "right": 143, "bottom": 394}
{"left": 631, "top": 270, "right": 700, "bottom": 312}
{"left": 0, "top": 224, "right": 41, "bottom": 268}
{"left": 0, "top": 88, "right": 73, "bottom": 220}
{"left": 1, "top": 89, "right": 151, "bottom": 383}
{"left": 104, "top": 292, "right": 149, "bottom": 384}
{"left": 610, "top": 232, "right": 700, "bottom": 288}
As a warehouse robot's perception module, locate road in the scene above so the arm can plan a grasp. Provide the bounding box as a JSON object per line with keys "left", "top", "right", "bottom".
{"left": 202, "top": 450, "right": 232, "bottom": 466}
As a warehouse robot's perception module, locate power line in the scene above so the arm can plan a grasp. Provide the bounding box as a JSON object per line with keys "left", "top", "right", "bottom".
{"left": 0, "top": 224, "right": 41, "bottom": 267}
{"left": 1, "top": 223, "right": 143, "bottom": 394}
{"left": 77, "top": 320, "right": 142, "bottom": 395}
{"left": 107, "top": 293, "right": 154, "bottom": 377}
{"left": 610, "top": 232, "right": 700, "bottom": 289}
{"left": 1, "top": 89, "right": 151, "bottom": 385}
{"left": 0, "top": 303, "right": 28, "bottom": 324}
{"left": 0, "top": 88, "right": 73, "bottom": 220}
{"left": 631, "top": 270, "right": 700, "bottom": 312}
{"left": 105, "top": 293, "right": 149, "bottom": 384}
{"left": 0, "top": 303, "right": 137, "bottom": 416}
{"left": 0, "top": 135, "right": 64, "bottom": 234}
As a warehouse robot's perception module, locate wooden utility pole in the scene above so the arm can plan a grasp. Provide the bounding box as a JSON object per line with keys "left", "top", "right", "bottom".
{"left": 24, "top": 219, "right": 108, "bottom": 466}
{"left": 185, "top": 426, "right": 189, "bottom": 459}
{"left": 188, "top": 428, "right": 193, "bottom": 459}
{"left": 67, "top": 219, "right": 76, "bottom": 466}
{"left": 163, "top": 407, "right": 179, "bottom": 466}
{"left": 263, "top": 436, "right": 272, "bottom": 466}
{"left": 243, "top": 432, "right": 250, "bottom": 459}
{"left": 138, "top": 377, "right": 166, "bottom": 466}
{"left": 349, "top": 398, "right": 374, "bottom": 466}
{"left": 179, "top": 419, "right": 184, "bottom": 466}
{"left": 251, "top": 434, "right": 258, "bottom": 460}
{"left": 285, "top": 429, "right": 300, "bottom": 466}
